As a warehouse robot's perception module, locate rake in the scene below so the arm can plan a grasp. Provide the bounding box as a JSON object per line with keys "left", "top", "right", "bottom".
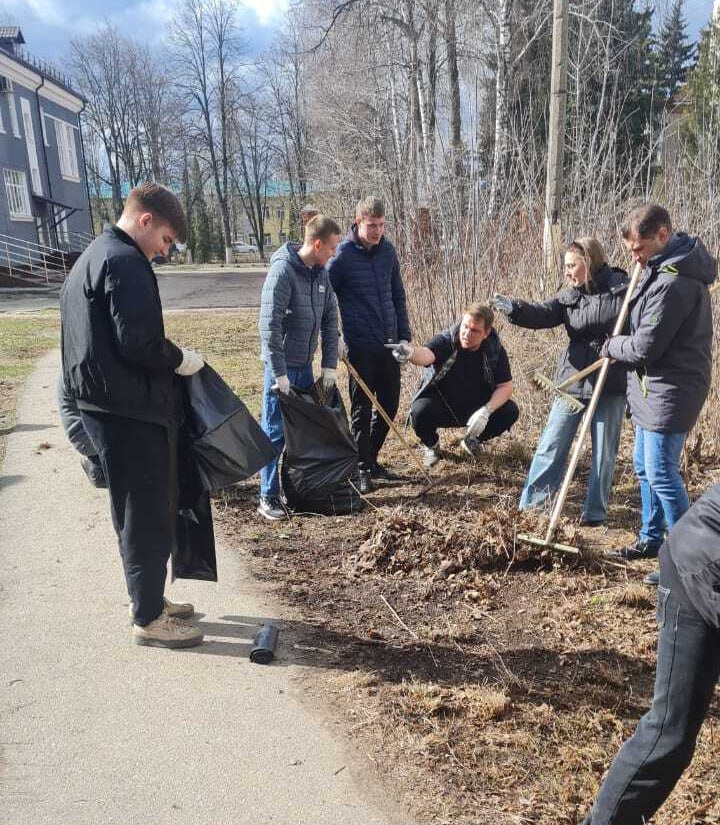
{"left": 518, "top": 261, "right": 643, "bottom": 553}
{"left": 341, "top": 356, "right": 435, "bottom": 493}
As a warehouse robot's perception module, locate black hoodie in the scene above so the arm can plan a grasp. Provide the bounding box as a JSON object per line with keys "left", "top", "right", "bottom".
{"left": 606, "top": 233, "right": 716, "bottom": 432}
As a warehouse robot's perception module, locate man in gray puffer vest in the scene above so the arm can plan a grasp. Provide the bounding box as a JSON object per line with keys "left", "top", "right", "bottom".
{"left": 257, "top": 215, "right": 341, "bottom": 520}
{"left": 603, "top": 204, "right": 717, "bottom": 581}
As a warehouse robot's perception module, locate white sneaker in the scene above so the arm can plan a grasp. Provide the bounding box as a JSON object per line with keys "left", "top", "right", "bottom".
{"left": 421, "top": 442, "right": 440, "bottom": 468}
{"left": 133, "top": 610, "right": 203, "bottom": 649}
{"left": 129, "top": 596, "right": 195, "bottom": 623}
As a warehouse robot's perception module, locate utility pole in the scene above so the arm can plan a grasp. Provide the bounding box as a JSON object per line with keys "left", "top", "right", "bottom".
{"left": 543, "top": 0, "right": 570, "bottom": 284}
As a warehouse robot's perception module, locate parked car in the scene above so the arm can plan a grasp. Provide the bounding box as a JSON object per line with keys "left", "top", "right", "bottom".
{"left": 232, "top": 241, "right": 259, "bottom": 254}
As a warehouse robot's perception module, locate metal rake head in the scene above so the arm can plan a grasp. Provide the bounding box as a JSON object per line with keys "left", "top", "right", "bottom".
{"left": 531, "top": 371, "right": 585, "bottom": 414}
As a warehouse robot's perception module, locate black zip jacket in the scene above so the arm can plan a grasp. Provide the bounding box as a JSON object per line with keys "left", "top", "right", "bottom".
{"left": 60, "top": 227, "right": 183, "bottom": 426}
{"left": 507, "top": 264, "right": 629, "bottom": 398}
{"left": 605, "top": 233, "right": 716, "bottom": 433}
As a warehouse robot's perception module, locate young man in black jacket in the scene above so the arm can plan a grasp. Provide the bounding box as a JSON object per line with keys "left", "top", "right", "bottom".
{"left": 390, "top": 303, "right": 519, "bottom": 467}
{"left": 602, "top": 204, "right": 716, "bottom": 582}
{"left": 582, "top": 484, "right": 720, "bottom": 825}
{"left": 60, "top": 184, "right": 205, "bottom": 649}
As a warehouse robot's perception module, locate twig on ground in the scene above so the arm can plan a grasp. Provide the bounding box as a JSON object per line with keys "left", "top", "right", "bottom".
{"left": 379, "top": 594, "right": 439, "bottom": 669}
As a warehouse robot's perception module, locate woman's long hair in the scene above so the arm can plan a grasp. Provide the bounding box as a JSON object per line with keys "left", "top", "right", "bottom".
{"left": 566, "top": 237, "right": 607, "bottom": 293}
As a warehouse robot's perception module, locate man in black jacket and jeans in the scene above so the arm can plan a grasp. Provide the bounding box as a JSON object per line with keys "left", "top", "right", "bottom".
{"left": 61, "top": 184, "right": 204, "bottom": 649}
{"left": 328, "top": 197, "right": 411, "bottom": 493}
{"left": 582, "top": 484, "right": 720, "bottom": 825}
{"left": 602, "top": 204, "right": 716, "bottom": 583}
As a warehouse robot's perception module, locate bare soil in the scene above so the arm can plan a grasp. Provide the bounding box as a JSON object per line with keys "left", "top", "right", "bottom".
{"left": 216, "top": 432, "right": 720, "bottom": 825}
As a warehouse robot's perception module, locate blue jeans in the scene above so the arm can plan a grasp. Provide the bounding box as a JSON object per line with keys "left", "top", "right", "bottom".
{"left": 259, "top": 363, "right": 314, "bottom": 498}
{"left": 633, "top": 426, "right": 689, "bottom": 544}
{"left": 582, "top": 547, "right": 720, "bottom": 824}
{"left": 519, "top": 394, "right": 625, "bottom": 522}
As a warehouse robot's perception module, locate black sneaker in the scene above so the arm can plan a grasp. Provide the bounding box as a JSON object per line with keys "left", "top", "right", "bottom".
{"left": 257, "top": 496, "right": 287, "bottom": 521}
{"left": 358, "top": 470, "right": 373, "bottom": 495}
{"left": 605, "top": 539, "right": 661, "bottom": 561}
{"left": 370, "top": 462, "right": 401, "bottom": 481}
{"left": 643, "top": 569, "right": 660, "bottom": 587}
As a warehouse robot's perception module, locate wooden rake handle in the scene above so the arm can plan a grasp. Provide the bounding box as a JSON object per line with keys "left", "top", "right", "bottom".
{"left": 341, "top": 356, "right": 432, "bottom": 485}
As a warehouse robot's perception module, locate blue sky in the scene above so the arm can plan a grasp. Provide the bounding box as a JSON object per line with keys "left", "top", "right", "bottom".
{"left": 2, "top": 0, "right": 716, "bottom": 68}
{"left": 0, "top": 0, "right": 289, "bottom": 65}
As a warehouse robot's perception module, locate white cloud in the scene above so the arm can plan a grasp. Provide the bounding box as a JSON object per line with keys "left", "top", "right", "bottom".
{"left": 242, "top": 0, "right": 288, "bottom": 26}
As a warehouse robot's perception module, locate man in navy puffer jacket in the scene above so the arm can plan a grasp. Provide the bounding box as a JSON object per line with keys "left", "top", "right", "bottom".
{"left": 257, "top": 215, "right": 341, "bottom": 520}
{"left": 328, "top": 197, "right": 411, "bottom": 493}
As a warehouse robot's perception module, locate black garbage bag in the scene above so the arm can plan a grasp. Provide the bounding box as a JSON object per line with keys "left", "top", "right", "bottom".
{"left": 184, "top": 364, "right": 276, "bottom": 492}
{"left": 172, "top": 408, "right": 217, "bottom": 582}
{"left": 279, "top": 381, "right": 363, "bottom": 515}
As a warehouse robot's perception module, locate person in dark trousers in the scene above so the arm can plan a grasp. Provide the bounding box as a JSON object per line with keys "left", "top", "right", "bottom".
{"left": 601, "top": 204, "right": 716, "bottom": 583}
{"left": 491, "top": 237, "right": 628, "bottom": 526}
{"left": 390, "top": 303, "right": 518, "bottom": 468}
{"left": 258, "top": 214, "right": 341, "bottom": 520}
{"left": 328, "top": 196, "right": 411, "bottom": 493}
{"left": 60, "top": 183, "right": 204, "bottom": 649}
{"left": 582, "top": 483, "right": 720, "bottom": 825}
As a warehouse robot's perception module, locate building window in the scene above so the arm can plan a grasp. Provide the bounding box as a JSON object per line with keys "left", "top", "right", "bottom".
{"left": 263, "top": 233, "right": 271, "bottom": 246}
{"left": 55, "top": 207, "right": 70, "bottom": 245}
{"left": 7, "top": 84, "right": 20, "bottom": 138}
{"left": 0, "top": 96, "right": 5, "bottom": 133}
{"left": 55, "top": 119, "right": 80, "bottom": 181}
{"left": 35, "top": 216, "right": 47, "bottom": 247}
{"left": 276, "top": 206, "right": 285, "bottom": 221}
{"left": 262, "top": 207, "right": 269, "bottom": 219}
{"left": 3, "top": 169, "right": 32, "bottom": 220}
{"left": 279, "top": 232, "right": 287, "bottom": 244}
{"left": 20, "top": 98, "right": 42, "bottom": 195}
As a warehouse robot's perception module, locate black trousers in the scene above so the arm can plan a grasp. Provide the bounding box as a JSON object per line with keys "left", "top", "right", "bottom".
{"left": 410, "top": 395, "right": 520, "bottom": 448}
{"left": 348, "top": 347, "right": 401, "bottom": 471}
{"left": 81, "top": 411, "right": 176, "bottom": 627}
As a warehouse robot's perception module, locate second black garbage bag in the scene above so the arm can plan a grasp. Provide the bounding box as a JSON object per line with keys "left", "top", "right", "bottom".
{"left": 278, "top": 382, "right": 364, "bottom": 515}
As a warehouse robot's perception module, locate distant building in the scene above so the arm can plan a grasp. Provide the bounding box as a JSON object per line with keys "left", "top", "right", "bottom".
{"left": 0, "top": 27, "right": 92, "bottom": 253}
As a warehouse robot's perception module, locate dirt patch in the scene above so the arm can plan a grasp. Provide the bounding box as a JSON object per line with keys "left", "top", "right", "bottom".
{"left": 216, "top": 435, "right": 720, "bottom": 825}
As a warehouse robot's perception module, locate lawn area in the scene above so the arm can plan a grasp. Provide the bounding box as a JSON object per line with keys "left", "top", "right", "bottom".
{"left": 0, "top": 312, "right": 60, "bottom": 465}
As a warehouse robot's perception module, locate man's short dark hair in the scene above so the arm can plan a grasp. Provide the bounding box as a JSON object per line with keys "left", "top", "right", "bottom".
{"left": 356, "top": 196, "right": 385, "bottom": 220}
{"left": 622, "top": 203, "right": 673, "bottom": 240}
{"left": 304, "top": 214, "right": 341, "bottom": 243}
{"left": 125, "top": 183, "right": 188, "bottom": 244}
{"left": 463, "top": 302, "right": 494, "bottom": 330}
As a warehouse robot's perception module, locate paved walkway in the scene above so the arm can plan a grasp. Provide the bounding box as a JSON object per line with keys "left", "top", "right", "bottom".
{"left": 0, "top": 352, "right": 412, "bottom": 825}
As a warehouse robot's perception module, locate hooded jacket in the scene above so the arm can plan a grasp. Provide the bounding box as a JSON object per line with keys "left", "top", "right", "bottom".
{"left": 60, "top": 226, "right": 183, "bottom": 426}
{"left": 605, "top": 233, "right": 716, "bottom": 432}
{"left": 328, "top": 226, "right": 411, "bottom": 350}
{"left": 507, "top": 264, "right": 629, "bottom": 398}
{"left": 259, "top": 242, "right": 338, "bottom": 377}
{"left": 666, "top": 483, "right": 720, "bottom": 628}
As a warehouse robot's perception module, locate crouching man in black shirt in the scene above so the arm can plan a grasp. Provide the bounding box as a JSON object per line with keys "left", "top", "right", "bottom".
{"left": 390, "top": 302, "right": 519, "bottom": 468}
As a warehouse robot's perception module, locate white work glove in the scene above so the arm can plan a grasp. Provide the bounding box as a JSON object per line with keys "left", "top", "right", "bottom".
{"left": 337, "top": 335, "right": 348, "bottom": 361}
{"left": 321, "top": 368, "right": 337, "bottom": 391}
{"left": 273, "top": 374, "right": 290, "bottom": 394}
{"left": 466, "top": 405, "right": 491, "bottom": 438}
{"left": 175, "top": 347, "right": 204, "bottom": 376}
{"left": 391, "top": 341, "right": 414, "bottom": 364}
{"left": 490, "top": 294, "right": 513, "bottom": 316}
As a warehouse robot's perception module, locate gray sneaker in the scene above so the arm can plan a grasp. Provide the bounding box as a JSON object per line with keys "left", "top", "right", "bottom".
{"left": 461, "top": 436, "right": 483, "bottom": 458}
{"left": 257, "top": 496, "right": 287, "bottom": 521}
{"left": 133, "top": 610, "right": 203, "bottom": 649}
{"left": 421, "top": 442, "right": 440, "bottom": 468}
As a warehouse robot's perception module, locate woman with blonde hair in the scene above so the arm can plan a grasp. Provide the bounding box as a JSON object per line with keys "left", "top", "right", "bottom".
{"left": 492, "top": 237, "right": 628, "bottom": 526}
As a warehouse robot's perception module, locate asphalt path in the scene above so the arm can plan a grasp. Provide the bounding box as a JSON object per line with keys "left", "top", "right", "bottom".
{"left": 0, "top": 353, "right": 414, "bottom": 825}
{"left": 0, "top": 267, "right": 268, "bottom": 314}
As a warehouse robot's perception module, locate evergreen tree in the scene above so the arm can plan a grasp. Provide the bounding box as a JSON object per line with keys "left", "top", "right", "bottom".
{"left": 190, "top": 158, "right": 211, "bottom": 264}
{"left": 656, "top": 0, "right": 696, "bottom": 102}
{"left": 682, "top": 19, "right": 720, "bottom": 177}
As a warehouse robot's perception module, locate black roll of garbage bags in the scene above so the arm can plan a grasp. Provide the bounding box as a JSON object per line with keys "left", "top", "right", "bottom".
{"left": 184, "top": 364, "right": 276, "bottom": 492}
{"left": 279, "top": 381, "right": 363, "bottom": 516}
